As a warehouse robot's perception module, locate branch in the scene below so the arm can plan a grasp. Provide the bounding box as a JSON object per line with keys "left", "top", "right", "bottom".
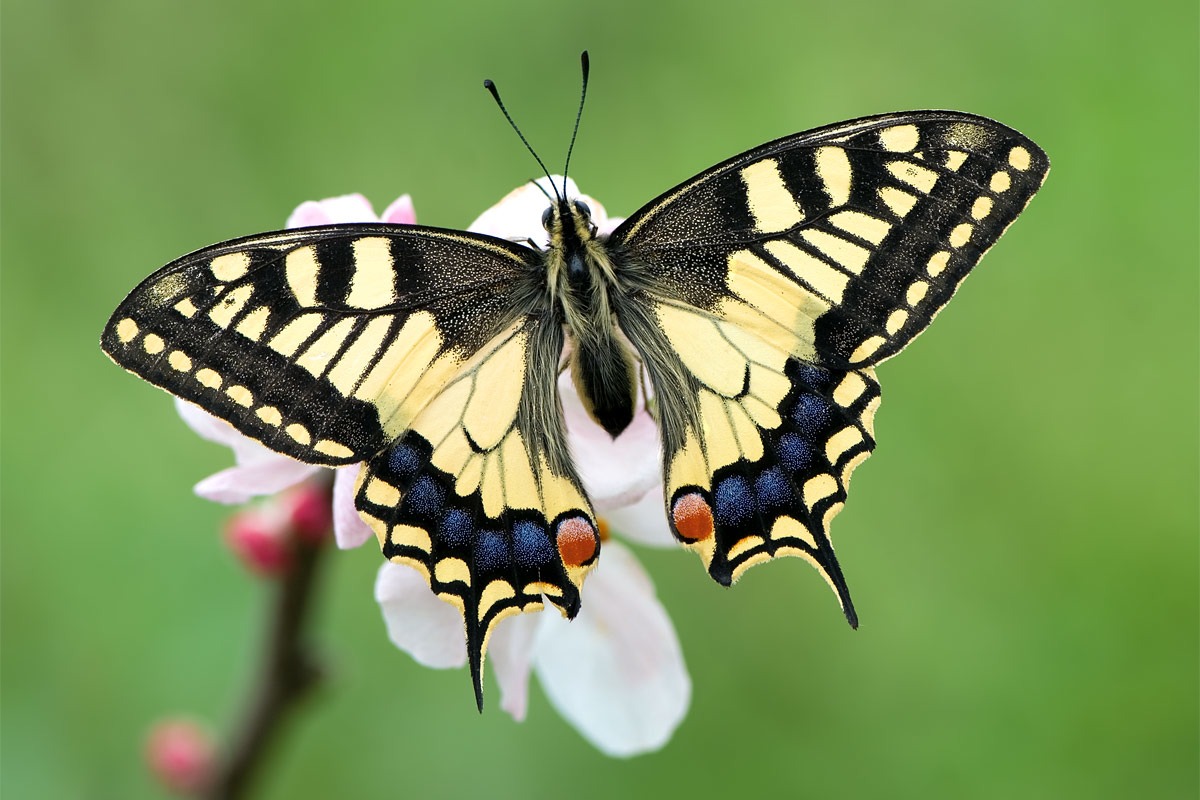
{"left": 202, "top": 526, "right": 328, "bottom": 799}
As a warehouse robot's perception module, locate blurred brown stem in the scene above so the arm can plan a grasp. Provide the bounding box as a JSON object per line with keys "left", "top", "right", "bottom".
{"left": 202, "top": 533, "right": 327, "bottom": 800}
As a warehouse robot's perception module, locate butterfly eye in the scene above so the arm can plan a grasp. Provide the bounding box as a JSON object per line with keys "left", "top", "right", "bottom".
{"left": 541, "top": 206, "right": 554, "bottom": 230}
{"left": 573, "top": 200, "right": 592, "bottom": 218}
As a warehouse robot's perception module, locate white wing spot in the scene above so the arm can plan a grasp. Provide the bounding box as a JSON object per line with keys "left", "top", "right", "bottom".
{"left": 286, "top": 423, "right": 312, "bottom": 446}
{"left": 949, "top": 223, "right": 974, "bottom": 248}
{"left": 927, "top": 251, "right": 951, "bottom": 277}
{"left": 879, "top": 124, "right": 919, "bottom": 152}
{"left": 116, "top": 318, "right": 139, "bottom": 343}
{"left": 167, "top": 350, "right": 192, "bottom": 372}
{"left": 906, "top": 281, "right": 929, "bottom": 306}
{"left": 971, "top": 196, "right": 994, "bottom": 220}
{"left": 990, "top": 171, "right": 1012, "bottom": 193}
{"left": 226, "top": 385, "right": 253, "bottom": 407}
{"left": 210, "top": 252, "right": 250, "bottom": 282}
{"left": 143, "top": 333, "right": 165, "bottom": 354}
{"left": 1008, "top": 146, "right": 1032, "bottom": 170}
{"left": 196, "top": 368, "right": 222, "bottom": 389}
{"left": 256, "top": 406, "right": 283, "bottom": 426}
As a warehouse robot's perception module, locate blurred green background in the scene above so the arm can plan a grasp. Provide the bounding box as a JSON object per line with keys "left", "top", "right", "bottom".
{"left": 3, "top": 0, "right": 1197, "bottom": 797}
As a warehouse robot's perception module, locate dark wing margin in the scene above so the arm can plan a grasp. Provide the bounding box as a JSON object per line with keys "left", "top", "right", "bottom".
{"left": 102, "top": 224, "right": 535, "bottom": 465}
{"left": 354, "top": 316, "right": 600, "bottom": 709}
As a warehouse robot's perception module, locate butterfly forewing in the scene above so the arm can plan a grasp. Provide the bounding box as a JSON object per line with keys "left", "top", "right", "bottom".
{"left": 102, "top": 224, "right": 532, "bottom": 464}
{"left": 612, "top": 111, "right": 1050, "bottom": 369}
{"left": 612, "top": 111, "right": 1046, "bottom": 606}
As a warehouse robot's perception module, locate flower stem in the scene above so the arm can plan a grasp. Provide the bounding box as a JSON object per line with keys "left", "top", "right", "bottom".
{"left": 202, "top": 533, "right": 327, "bottom": 799}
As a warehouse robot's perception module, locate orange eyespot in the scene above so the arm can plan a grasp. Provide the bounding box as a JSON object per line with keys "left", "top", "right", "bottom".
{"left": 672, "top": 492, "right": 714, "bottom": 542}
{"left": 556, "top": 516, "right": 599, "bottom": 567}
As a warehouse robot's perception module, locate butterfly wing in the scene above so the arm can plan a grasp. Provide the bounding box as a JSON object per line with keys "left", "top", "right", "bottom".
{"left": 103, "top": 224, "right": 600, "bottom": 706}
{"left": 102, "top": 224, "right": 535, "bottom": 463}
{"left": 356, "top": 316, "right": 599, "bottom": 708}
{"left": 611, "top": 111, "right": 1048, "bottom": 615}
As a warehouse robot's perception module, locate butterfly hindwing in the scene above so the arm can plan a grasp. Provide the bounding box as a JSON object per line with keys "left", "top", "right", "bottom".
{"left": 353, "top": 316, "right": 601, "bottom": 706}
{"left": 619, "top": 296, "right": 878, "bottom": 619}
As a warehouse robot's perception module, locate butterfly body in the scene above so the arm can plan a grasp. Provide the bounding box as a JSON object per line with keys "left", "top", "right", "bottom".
{"left": 102, "top": 108, "right": 1048, "bottom": 707}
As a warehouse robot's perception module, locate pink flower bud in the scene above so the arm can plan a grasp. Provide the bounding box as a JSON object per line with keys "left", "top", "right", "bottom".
{"left": 145, "top": 718, "right": 214, "bottom": 795}
{"left": 225, "top": 508, "right": 291, "bottom": 576}
{"left": 287, "top": 482, "right": 333, "bottom": 543}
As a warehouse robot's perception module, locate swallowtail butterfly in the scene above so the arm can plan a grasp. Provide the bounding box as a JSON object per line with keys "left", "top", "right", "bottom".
{"left": 102, "top": 53, "right": 1048, "bottom": 707}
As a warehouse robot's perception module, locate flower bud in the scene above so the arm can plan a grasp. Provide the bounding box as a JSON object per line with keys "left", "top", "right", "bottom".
{"left": 225, "top": 507, "right": 291, "bottom": 576}
{"left": 145, "top": 718, "right": 214, "bottom": 795}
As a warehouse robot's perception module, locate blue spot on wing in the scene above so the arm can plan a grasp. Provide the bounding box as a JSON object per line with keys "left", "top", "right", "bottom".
{"left": 386, "top": 442, "right": 424, "bottom": 482}
{"left": 755, "top": 467, "right": 794, "bottom": 512}
{"left": 403, "top": 476, "right": 444, "bottom": 521}
{"left": 790, "top": 393, "right": 833, "bottom": 435}
{"left": 437, "top": 508, "right": 474, "bottom": 548}
{"left": 776, "top": 432, "right": 814, "bottom": 474}
{"left": 475, "top": 529, "right": 510, "bottom": 573}
{"left": 714, "top": 475, "right": 756, "bottom": 528}
{"left": 512, "top": 520, "right": 554, "bottom": 568}
{"left": 794, "top": 364, "right": 833, "bottom": 392}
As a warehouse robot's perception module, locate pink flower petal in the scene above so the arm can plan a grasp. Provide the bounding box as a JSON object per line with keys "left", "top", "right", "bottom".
{"left": 193, "top": 458, "right": 319, "bottom": 505}
{"left": 286, "top": 193, "right": 378, "bottom": 228}
{"left": 332, "top": 464, "right": 374, "bottom": 549}
{"left": 381, "top": 195, "right": 417, "bottom": 225}
{"left": 375, "top": 563, "right": 466, "bottom": 669}
{"left": 533, "top": 541, "right": 690, "bottom": 757}
{"left": 487, "top": 611, "right": 542, "bottom": 722}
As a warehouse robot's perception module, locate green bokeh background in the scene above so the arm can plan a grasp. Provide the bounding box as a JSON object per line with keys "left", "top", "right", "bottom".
{"left": 4, "top": 1, "right": 1196, "bottom": 797}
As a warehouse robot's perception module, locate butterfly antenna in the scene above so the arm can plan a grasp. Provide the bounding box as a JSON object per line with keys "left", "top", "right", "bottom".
{"left": 561, "top": 50, "right": 590, "bottom": 183}
{"left": 484, "top": 77, "right": 561, "bottom": 201}
{"left": 528, "top": 178, "right": 554, "bottom": 203}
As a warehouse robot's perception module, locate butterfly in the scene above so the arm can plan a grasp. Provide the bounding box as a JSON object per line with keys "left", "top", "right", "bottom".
{"left": 102, "top": 53, "right": 1048, "bottom": 708}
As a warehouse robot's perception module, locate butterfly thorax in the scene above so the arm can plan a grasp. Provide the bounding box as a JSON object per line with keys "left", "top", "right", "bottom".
{"left": 541, "top": 198, "right": 638, "bottom": 438}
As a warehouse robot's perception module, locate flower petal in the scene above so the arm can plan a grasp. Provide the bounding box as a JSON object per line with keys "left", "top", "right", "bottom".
{"left": 533, "top": 541, "right": 690, "bottom": 757}
{"left": 467, "top": 176, "right": 609, "bottom": 247}
{"left": 560, "top": 374, "right": 661, "bottom": 512}
{"left": 380, "top": 194, "right": 417, "bottom": 225}
{"left": 487, "top": 611, "right": 542, "bottom": 722}
{"left": 375, "top": 563, "right": 466, "bottom": 669}
{"left": 602, "top": 482, "right": 676, "bottom": 549}
{"left": 193, "top": 458, "right": 319, "bottom": 505}
{"left": 175, "top": 398, "right": 244, "bottom": 447}
{"left": 332, "top": 464, "right": 374, "bottom": 549}
{"left": 286, "top": 193, "right": 378, "bottom": 228}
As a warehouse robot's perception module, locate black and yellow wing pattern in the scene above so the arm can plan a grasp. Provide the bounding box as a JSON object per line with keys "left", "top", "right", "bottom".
{"left": 101, "top": 224, "right": 600, "bottom": 706}
{"left": 611, "top": 111, "right": 1048, "bottom": 620}
{"left": 103, "top": 98, "right": 1047, "bottom": 709}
